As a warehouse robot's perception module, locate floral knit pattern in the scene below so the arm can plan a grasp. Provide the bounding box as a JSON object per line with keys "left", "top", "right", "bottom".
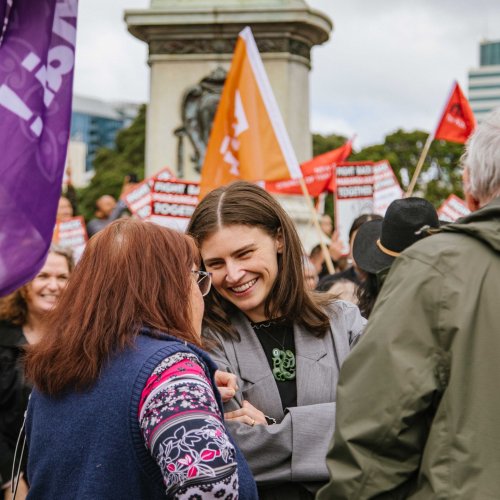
{"left": 139, "top": 353, "right": 239, "bottom": 499}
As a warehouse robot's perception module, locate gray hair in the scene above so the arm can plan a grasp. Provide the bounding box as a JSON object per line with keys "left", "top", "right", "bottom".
{"left": 462, "top": 107, "right": 500, "bottom": 203}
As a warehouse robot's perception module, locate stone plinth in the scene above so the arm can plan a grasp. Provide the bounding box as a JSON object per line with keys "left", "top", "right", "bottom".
{"left": 125, "top": 0, "right": 331, "bottom": 179}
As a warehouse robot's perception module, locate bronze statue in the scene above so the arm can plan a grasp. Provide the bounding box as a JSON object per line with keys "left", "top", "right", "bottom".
{"left": 176, "top": 67, "right": 227, "bottom": 175}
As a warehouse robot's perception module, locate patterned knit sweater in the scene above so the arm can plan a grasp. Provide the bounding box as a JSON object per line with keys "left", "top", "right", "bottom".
{"left": 138, "top": 352, "right": 239, "bottom": 497}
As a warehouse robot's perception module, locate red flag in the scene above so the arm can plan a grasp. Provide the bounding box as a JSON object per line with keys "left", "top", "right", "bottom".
{"left": 266, "top": 139, "right": 353, "bottom": 196}
{"left": 434, "top": 82, "right": 476, "bottom": 144}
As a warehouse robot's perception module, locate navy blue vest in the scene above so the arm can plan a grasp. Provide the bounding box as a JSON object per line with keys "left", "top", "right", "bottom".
{"left": 26, "top": 330, "right": 257, "bottom": 499}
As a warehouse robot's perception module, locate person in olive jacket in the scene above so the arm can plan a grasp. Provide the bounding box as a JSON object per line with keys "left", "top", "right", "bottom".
{"left": 317, "top": 107, "right": 500, "bottom": 499}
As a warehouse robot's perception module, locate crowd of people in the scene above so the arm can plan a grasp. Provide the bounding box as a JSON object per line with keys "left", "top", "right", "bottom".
{"left": 55, "top": 171, "right": 134, "bottom": 234}
{"left": 1, "top": 108, "right": 499, "bottom": 499}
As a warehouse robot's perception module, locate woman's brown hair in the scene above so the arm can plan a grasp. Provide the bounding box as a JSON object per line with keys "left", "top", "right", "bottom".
{"left": 187, "top": 181, "right": 331, "bottom": 339}
{"left": 25, "top": 219, "right": 201, "bottom": 396}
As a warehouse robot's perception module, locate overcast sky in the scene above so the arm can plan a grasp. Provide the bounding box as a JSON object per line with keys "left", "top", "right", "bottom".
{"left": 74, "top": 0, "right": 500, "bottom": 148}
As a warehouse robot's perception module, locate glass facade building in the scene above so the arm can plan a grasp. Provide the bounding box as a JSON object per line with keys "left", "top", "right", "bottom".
{"left": 468, "top": 40, "right": 500, "bottom": 122}
{"left": 70, "top": 95, "right": 139, "bottom": 172}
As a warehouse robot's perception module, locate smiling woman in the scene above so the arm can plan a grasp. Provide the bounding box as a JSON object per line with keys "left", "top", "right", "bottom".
{"left": 201, "top": 225, "right": 282, "bottom": 323}
{"left": 0, "top": 245, "right": 73, "bottom": 499}
{"left": 187, "top": 181, "right": 366, "bottom": 500}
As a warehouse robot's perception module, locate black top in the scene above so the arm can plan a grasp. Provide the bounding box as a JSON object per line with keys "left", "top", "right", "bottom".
{"left": 0, "top": 320, "right": 29, "bottom": 488}
{"left": 251, "top": 318, "right": 297, "bottom": 410}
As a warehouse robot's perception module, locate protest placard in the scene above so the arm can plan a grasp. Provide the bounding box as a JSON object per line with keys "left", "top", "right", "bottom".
{"left": 154, "top": 166, "right": 176, "bottom": 182}
{"left": 373, "top": 160, "right": 404, "bottom": 215}
{"left": 52, "top": 216, "right": 87, "bottom": 262}
{"left": 335, "top": 162, "right": 375, "bottom": 252}
{"left": 148, "top": 179, "right": 200, "bottom": 231}
{"left": 122, "top": 180, "right": 152, "bottom": 219}
{"left": 438, "top": 194, "right": 470, "bottom": 222}
{"left": 120, "top": 166, "right": 177, "bottom": 219}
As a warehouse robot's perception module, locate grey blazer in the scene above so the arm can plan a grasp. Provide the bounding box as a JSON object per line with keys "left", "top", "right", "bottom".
{"left": 205, "top": 300, "right": 366, "bottom": 495}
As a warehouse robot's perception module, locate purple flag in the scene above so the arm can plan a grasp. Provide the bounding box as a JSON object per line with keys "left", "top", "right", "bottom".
{"left": 0, "top": 0, "right": 78, "bottom": 296}
{"left": 0, "top": 0, "right": 13, "bottom": 46}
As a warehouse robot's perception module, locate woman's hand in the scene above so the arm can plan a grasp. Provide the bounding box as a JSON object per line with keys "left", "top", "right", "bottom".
{"left": 214, "top": 369, "right": 238, "bottom": 402}
{"left": 225, "top": 400, "right": 267, "bottom": 426}
{"left": 4, "top": 477, "right": 29, "bottom": 500}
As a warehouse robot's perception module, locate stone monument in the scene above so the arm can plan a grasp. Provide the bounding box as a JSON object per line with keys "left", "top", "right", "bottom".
{"left": 125, "top": 0, "right": 331, "bottom": 179}
{"left": 125, "top": 0, "right": 332, "bottom": 251}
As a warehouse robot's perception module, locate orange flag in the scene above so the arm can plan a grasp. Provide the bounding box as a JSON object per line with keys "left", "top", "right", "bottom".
{"left": 434, "top": 81, "right": 476, "bottom": 144}
{"left": 199, "top": 27, "right": 302, "bottom": 198}
{"left": 266, "top": 139, "right": 353, "bottom": 196}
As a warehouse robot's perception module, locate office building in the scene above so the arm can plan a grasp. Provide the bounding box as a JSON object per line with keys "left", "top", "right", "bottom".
{"left": 468, "top": 40, "right": 500, "bottom": 122}
{"left": 67, "top": 95, "right": 140, "bottom": 187}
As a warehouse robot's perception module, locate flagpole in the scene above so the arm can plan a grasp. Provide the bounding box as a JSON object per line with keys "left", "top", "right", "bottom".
{"left": 298, "top": 177, "right": 335, "bottom": 275}
{"left": 406, "top": 81, "right": 474, "bottom": 198}
{"left": 405, "top": 133, "right": 434, "bottom": 197}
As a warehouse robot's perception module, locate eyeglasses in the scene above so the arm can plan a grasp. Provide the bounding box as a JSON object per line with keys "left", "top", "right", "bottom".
{"left": 191, "top": 270, "right": 212, "bottom": 296}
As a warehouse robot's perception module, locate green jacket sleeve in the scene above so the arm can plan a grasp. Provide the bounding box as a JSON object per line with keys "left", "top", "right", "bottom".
{"left": 317, "top": 255, "right": 448, "bottom": 499}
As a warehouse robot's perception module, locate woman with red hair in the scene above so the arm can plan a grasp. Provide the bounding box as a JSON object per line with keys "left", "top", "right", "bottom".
{"left": 21, "top": 219, "right": 257, "bottom": 499}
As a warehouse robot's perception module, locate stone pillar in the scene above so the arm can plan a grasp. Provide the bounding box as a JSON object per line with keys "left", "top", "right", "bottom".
{"left": 125, "top": 0, "right": 332, "bottom": 252}
{"left": 125, "top": 0, "right": 331, "bottom": 179}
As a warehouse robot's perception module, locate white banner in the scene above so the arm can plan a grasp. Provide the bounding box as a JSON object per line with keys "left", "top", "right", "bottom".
{"left": 53, "top": 216, "right": 87, "bottom": 262}
{"left": 438, "top": 194, "right": 470, "bottom": 222}
{"left": 335, "top": 162, "right": 375, "bottom": 252}
{"left": 148, "top": 179, "right": 200, "bottom": 231}
{"left": 373, "top": 160, "right": 403, "bottom": 216}
{"left": 120, "top": 166, "right": 177, "bottom": 220}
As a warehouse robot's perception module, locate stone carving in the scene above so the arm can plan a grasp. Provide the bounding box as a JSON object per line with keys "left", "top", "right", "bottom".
{"left": 175, "top": 67, "right": 227, "bottom": 175}
{"left": 150, "top": 37, "right": 311, "bottom": 61}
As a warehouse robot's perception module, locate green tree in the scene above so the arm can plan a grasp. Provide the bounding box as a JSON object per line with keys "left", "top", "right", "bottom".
{"left": 77, "top": 105, "right": 146, "bottom": 221}
{"left": 312, "top": 133, "right": 348, "bottom": 157}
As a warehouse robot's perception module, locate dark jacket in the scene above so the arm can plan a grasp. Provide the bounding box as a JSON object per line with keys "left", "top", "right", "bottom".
{"left": 87, "top": 199, "right": 128, "bottom": 237}
{"left": 317, "top": 197, "right": 500, "bottom": 499}
{"left": 26, "top": 330, "right": 257, "bottom": 499}
{"left": 0, "top": 321, "right": 28, "bottom": 488}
